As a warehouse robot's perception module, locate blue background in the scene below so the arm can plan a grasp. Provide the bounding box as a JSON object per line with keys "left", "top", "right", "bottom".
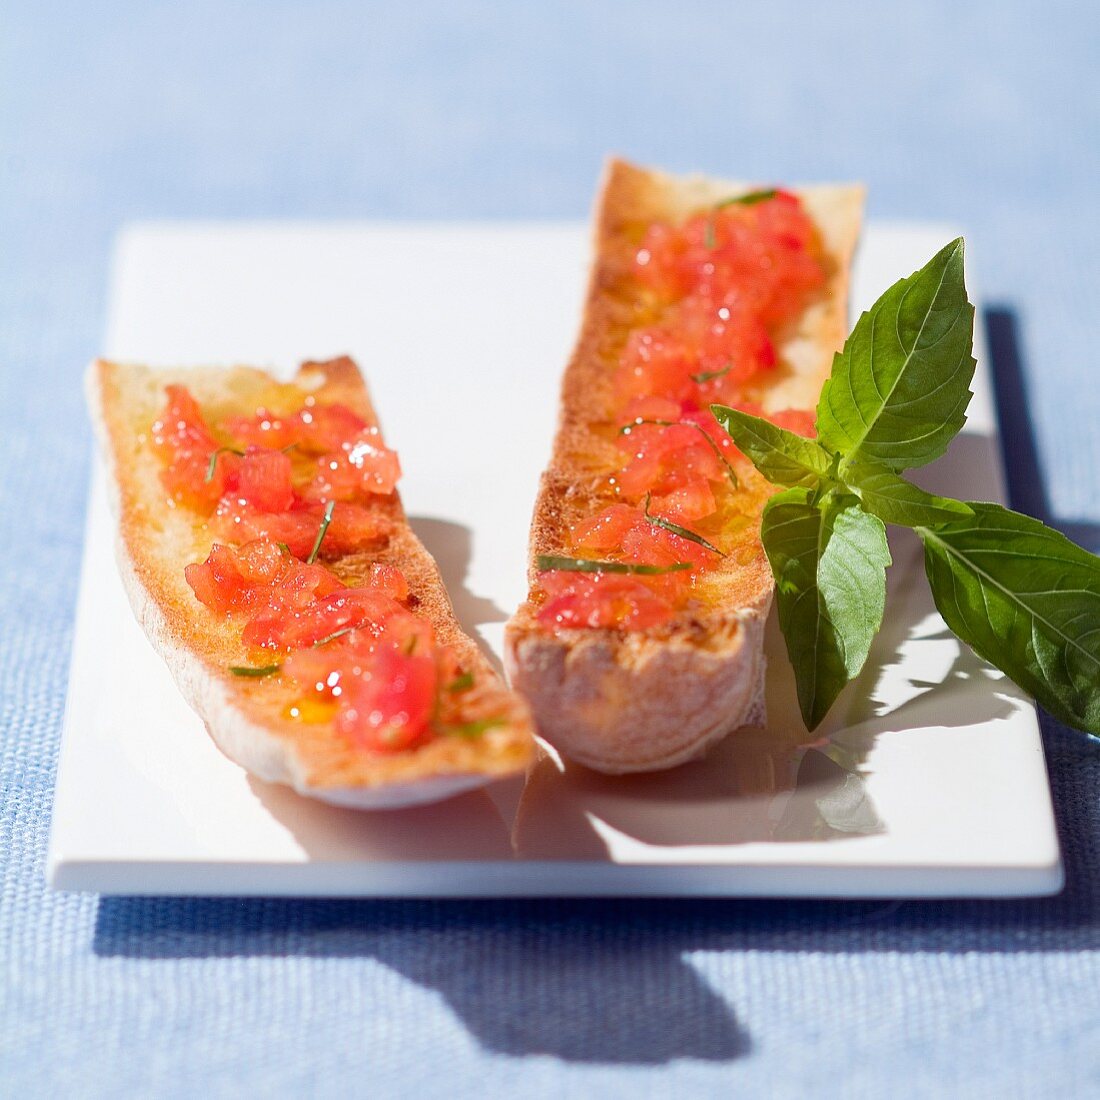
{"left": 2, "top": 2, "right": 1098, "bottom": 1095}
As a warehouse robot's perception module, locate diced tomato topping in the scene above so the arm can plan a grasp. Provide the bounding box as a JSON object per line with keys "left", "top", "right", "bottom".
{"left": 532, "top": 191, "right": 825, "bottom": 635}
{"left": 303, "top": 443, "right": 402, "bottom": 502}
{"left": 233, "top": 448, "right": 296, "bottom": 512}
{"left": 213, "top": 499, "right": 391, "bottom": 560}
{"left": 159, "top": 382, "right": 498, "bottom": 755}
{"left": 633, "top": 189, "right": 825, "bottom": 323}
{"left": 616, "top": 421, "right": 723, "bottom": 509}
{"left": 294, "top": 403, "right": 371, "bottom": 453}
{"left": 364, "top": 562, "right": 410, "bottom": 602}
{"left": 570, "top": 504, "right": 641, "bottom": 553}
{"left": 536, "top": 571, "right": 675, "bottom": 631}
{"left": 243, "top": 586, "right": 413, "bottom": 652}
{"left": 151, "top": 385, "right": 237, "bottom": 511}
{"left": 650, "top": 479, "right": 716, "bottom": 523}
{"left": 222, "top": 402, "right": 400, "bottom": 501}
{"left": 572, "top": 504, "right": 716, "bottom": 570}
{"left": 223, "top": 402, "right": 366, "bottom": 453}
{"left": 619, "top": 394, "right": 683, "bottom": 425}
{"left": 334, "top": 647, "right": 438, "bottom": 752}
{"left": 184, "top": 538, "right": 344, "bottom": 615}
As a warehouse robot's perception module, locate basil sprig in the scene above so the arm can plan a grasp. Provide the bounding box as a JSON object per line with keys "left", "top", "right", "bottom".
{"left": 715, "top": 238, "right": 1100, "bottom": 734}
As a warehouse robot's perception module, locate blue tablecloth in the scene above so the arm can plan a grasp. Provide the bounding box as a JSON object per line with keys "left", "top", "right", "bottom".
{"left": 2, "top": 2, "right": 1098, "bottom": 1095}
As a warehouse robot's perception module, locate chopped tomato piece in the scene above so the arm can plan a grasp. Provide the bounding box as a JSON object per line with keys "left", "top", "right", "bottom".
{"left": 617, "top": 421, "right": 723, "bottom": 506}
{"left": 650, "top": 478, "right": 716, "bottom": 523}
{"left": 294, "top": 403, "right": 371, "bottom": 453}
{"left": 365, "top": 562, "right": 410, "bottom": 602}
{"left": 222, "top": 401, "right": 400, "bottom": 502}
{"left": 303, "top": 442, "right": 402, "bottom": 501}
{"left": 159, "top": 383, "right": 483, "bottom": 755}
{"left": 151, "top": 385, "right": 235, "bottom": 511}
{"left": 220, "top": 407, "right": 299, "bottom": 451}
{"left": 633, "top": 189, "right": 825, "bottom": 323}
{"left": 537, "top": 571, "right": 675, "bottom": 631}
{"left": 184, "top": 538, "right": 343, "bottom": 615}
{"left": 334, "top": 647, "right": 438, "bottom": 752}
{"left": 213, "top": 499, "right": 392, "bottom": 560}
{"left": 233, "top": 448, "right": 296, "bottom": 512}
{"left": 614, "top": 327, "right": 697, "bottom": 404}
{"left": 571, "top": 504, "right": 642, "bottom": 553}
{"left": 242, "top": 587, "right": 410, "bottom": 652}
{"left": 619, "top": 394, "right": 682, "bottom": 425}
{"left": 571, "top": 504, "right": 715, "bottom": 571}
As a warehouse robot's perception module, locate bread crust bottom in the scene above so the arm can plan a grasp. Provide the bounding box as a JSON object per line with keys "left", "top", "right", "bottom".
{"left": 506, "top": 602, "right": 767, "bottom": 774}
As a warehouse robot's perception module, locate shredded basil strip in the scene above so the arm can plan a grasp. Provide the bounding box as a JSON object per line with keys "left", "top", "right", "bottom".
{"left": 448, "top": 671, "right": 475, "bottom": 693}
{"left": 445, "top": 716, "right": 507, "bottom": 739}
{"left": 204, "top": 446, "right": 244, "bottom": 483}
{"left": 229, "top": 664, "right": 281, "bottom": 678}
{"left": 715, "top": 188, "right": 778, "bottom": 209}
{"left": 313, "top": 626, "right": 354, "bottom": 648}
{"left": 537, "top": 554, "right": 692, "bottom": 575}
{"left": 306, "top": 500, "right": 336, "bottom": 564}
{"left": 690, "top": 364, "right": 732, "bottom": 384}
{"left": 643, "top": 494, "right": 726, "bottom": 557}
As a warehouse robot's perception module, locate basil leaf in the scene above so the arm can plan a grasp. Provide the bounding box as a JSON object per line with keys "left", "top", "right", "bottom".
{"left": 918, "top": 503, "right": 1100, "bottom": 733}
{"left": 816, "top": 238, "right": 976, "bottom": 471}
{"left": 711, "top": 404, "right": 832, "bottom": 488}
{"left": 762, "top": 489, "right": 891, "bottom": 730}
{"left": 844, "top": 460, "right": 974, "bottom": 527}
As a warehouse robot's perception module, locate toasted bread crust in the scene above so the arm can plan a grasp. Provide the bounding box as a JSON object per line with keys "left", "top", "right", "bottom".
{"left": 89, "top": 356, "right": 533, "bottom": 808}
{"left": 504, "top": 159, "right": 863, "bottom": 774}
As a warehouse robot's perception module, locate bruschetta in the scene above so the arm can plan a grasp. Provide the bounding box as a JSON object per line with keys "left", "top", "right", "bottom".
{"left": 504, "top": 159, "right": 864, "bottom": 774}
{"left": 89, "top": 356, "right": 534, "bottom": 809}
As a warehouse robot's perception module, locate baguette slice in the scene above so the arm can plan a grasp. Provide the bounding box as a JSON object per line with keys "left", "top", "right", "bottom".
{"left": 504, "top": 160, "right": 864, "bottom": 774}
{"left": 89, "top": 356, "right": 534, "bottom": 809}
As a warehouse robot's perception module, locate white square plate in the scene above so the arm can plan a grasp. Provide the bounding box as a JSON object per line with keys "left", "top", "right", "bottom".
{"left": 48, "top": 221, "right": 1062, "bottom": 897}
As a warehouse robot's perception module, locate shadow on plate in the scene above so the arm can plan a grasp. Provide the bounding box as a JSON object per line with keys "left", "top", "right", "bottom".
{"left": 247, "top": 777, "right": 515, "bottom": 861}
{"left": 408, "top": 515, "right": 508, "bottom": 674}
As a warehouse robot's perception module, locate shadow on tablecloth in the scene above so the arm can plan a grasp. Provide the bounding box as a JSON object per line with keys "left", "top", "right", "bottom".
{"left": 92, "top": 309, "right": 1100, "bottom": 1067}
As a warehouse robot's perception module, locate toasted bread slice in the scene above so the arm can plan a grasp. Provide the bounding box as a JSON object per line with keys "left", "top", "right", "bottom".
{"left": 89, "top": 356, "right": 534, "bottom": 808}
{"left": 504, "top": 160, "right": 863, "bottom": 774}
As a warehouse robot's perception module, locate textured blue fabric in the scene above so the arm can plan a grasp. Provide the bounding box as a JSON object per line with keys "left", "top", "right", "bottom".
{"left": 2, "top": 1, "right": 1099, "bottom": 1095}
